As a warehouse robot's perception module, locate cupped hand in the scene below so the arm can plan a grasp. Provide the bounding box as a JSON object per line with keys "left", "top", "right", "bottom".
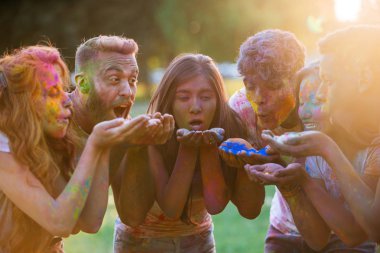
{"left": 244, "top": 162, "right": 308, "bottom": 187}
{"left": 89, "top": 116, "right": 148, "bottom": 148}
{"left": 261, "top": 129, "right": 332, "bottom": 158}
{"left": 218, "top": 138, "right": 253, "bottom": 168}
{"left": 201, "top": 128, "right": 225, "bottom": 146}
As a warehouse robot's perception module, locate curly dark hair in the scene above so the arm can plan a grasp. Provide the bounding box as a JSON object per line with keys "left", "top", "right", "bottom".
{"left": 237, "top": 29, "right": 305, "bottom": 82}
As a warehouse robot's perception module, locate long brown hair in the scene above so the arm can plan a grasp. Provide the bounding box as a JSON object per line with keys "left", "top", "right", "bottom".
{"left": 148, "top": 53, "right": 247, "bottom": 222}
{"left": 0, "top": 45, "right": 76, "bottom": 252}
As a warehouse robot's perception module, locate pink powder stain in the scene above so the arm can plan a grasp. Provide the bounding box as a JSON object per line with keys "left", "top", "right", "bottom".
{"left": 36, "top": 63, "right": 60, "bottom": 89}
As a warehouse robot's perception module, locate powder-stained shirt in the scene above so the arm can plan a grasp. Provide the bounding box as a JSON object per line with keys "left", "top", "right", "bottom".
{"left": 229, "top": 87, "right": 302, "bottom": 236}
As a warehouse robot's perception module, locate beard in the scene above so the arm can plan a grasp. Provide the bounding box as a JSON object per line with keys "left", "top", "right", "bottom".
{"left": 86, "top": 87, "right": 113, "bottom": 123}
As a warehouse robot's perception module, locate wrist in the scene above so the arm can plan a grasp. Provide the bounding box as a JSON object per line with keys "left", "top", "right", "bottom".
{"left": 279, "top": 184, "right": 302, "bottom": 198}
{"left": 86, "top": 135, "right": 104, "bottom": 150}
{"left": 322, "top": 135, "right": 339, "bottom": 164}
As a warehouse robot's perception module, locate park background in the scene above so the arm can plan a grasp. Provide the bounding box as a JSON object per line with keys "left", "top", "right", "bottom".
{"left": 1, "top": 0, "right": 380, "bottom": 252}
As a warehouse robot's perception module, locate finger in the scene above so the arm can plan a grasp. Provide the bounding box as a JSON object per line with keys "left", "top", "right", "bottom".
{"left": 275, "top": 164, "right": 304, "bottom": 177}
{"left": 147, "top": 123, "right": 162, "bottom": 138}
{"left": 261, "top": 135, "right": 294, "bottom": 156}
{"left": 126, "top": 115, "right": 151, "bottom": 128}
{"left": 177, "top": 131, "right": 193, "bottom": 142}
{"left": 168, "top": 115, "right": 175, "bottom": 135}
{"left": 97, "top": 118, "right": 124, "bottom": 130}
{"left": 154, "top": 118, "right": 171, "bottom": 143}
{"left": 152, "top": 112, "right": 163, "bottom": 120}
{"left": 262, "top": 129, "right": 276, "bottom": 138}
{"left": 244, "top": 165, "right": 260, "bottom": 182}
{"left": 254, "top": 171, "right": 280, "bottom": 185}
{"left": 176, "top": 128, "right": 189, "bottom": 137}
{"left": 210, "top": 128, "right": 225, "bottom": 142}
{"left": 248, "top": 164, "right": 266, "bottom": 172}
{"left": 110, "top": 118, "right": 148, "bottom": 139}
{"left": 265, "top": 145, "right": 278, "bottom": 155}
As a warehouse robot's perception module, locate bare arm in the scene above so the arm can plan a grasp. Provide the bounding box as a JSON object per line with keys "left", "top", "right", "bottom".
{"left": 112, "top": 146, "right": 155, "bottom": 227}
{"left": 231, "top": 167, "right": 264, "bottom": 219}
{"left": 0, "top": 142, "right": 101, "bottom": 237}
{"left": 148, "top": 144, "right": 198, "bottom": 219}
{"left": 281, "top": 186, "right": 330, "bottom": 250}
{"left": 75, "top": 149, "right": 110, "bottom": 233}
{"left": 323, "top": 143, "right": 380, "bottom": 241}
{"left": 262, "top": 130, "right": 380, "bottom": 240}
{"left": 0, "top": 118, "right": 138, "bottom": 237}
{"left": 303, "top": 177, "right": 368, "bottom": 246}
{"left": 199, "top": 145, "right": 229, "bottom": 214}
{"left": 245, "top": 163, "right": 330, "bottom": 250}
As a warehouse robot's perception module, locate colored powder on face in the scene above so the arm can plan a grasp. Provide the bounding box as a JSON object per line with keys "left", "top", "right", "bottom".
{"left": 37, "top": 63, "right": 60, "bottom": 89}
{"left": 246, "top": 91, "right": 258, "bottom": 113}
{"left": 46, "top": 100, "right": 60, "bottom": 123}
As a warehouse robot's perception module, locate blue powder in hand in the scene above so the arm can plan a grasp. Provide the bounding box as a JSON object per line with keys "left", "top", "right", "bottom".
{"left": 220, "top": 142, "right": 268, "bottom": 156}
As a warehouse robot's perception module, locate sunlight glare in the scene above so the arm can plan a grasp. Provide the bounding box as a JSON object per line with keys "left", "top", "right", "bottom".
{"left": 334, "top": 0, "right": 362, "bottom": 22}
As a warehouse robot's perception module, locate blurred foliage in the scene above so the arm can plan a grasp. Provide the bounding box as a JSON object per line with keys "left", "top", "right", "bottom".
{"left": 1, "top": 0, "right": 380, "bottom": 81}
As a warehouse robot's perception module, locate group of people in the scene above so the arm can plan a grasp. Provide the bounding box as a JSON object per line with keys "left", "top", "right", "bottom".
{"left": 0, "top": 24, "right": 379, "bottom": 253}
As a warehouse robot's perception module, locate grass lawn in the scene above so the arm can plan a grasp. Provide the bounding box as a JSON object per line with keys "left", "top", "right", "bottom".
{"left": 64, "top": 79, "right": 276, "bottom": 253}
{"left": 64, "top": 187, "right": 275, "bottom": 253}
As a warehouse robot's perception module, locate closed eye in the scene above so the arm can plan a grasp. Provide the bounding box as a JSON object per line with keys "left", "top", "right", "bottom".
{"left": 48, "top": 86, "right": 61, "bottom": 97}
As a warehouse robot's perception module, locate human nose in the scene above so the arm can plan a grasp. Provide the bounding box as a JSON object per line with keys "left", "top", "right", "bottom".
{"left": 62, "top": 92, "right": 72, "bottom": 108}
{"left": 119, "top": 81, "right": 133, "bottom": 98}
{"left": 252, "top": 87, "right": 268, "bottom": 105}
{"left": 316, "top": 82, "right": 328, "bottom": 104}
{"left": 189, "top": 97, "right": 201, "bottom": 114}
{"left": 298, "top": 105, "right": 312, "bottom": 120}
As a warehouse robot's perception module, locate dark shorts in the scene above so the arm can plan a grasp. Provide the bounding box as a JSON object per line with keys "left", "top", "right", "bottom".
{"left": 265, "top": 225, "right": 376, "bottom": 253}
{"left": 113, "top": 225, "right": 215, "bottom": 253}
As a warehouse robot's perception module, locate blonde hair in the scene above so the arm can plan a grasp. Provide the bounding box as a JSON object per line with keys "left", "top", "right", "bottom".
{"left": 0, "top": 45, "right": 76, "bottom": 252}
{"left": 75, "top": 35, "right": 139, "bottom": 73}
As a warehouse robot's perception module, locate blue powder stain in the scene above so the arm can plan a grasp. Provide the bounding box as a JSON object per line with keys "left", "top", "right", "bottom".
{"left": 219, "top": 142, "right": 268, "bottom": 156}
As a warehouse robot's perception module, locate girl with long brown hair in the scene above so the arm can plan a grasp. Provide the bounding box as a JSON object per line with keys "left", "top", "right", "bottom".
{"left": 114, "top": 53, "right": 264, "bottom": 252}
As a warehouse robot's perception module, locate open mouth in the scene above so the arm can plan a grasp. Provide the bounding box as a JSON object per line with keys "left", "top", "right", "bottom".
{"left": 189, "top": 119, "right": 203, "bottom": 130}
{"left": 114, "top": 103, "right": 132, "bottom": 118}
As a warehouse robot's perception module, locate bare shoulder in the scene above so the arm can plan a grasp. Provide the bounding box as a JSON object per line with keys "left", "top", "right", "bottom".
{"left": 0, "top": 152, "right": 43, "bottom": 189}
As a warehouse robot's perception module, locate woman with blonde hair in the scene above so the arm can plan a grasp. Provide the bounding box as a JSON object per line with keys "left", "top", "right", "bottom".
{"left": 0, "top": 45, "right": 132, "bottom": 252}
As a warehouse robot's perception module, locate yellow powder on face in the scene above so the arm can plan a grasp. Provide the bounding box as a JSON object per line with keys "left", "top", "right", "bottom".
{"left": 246, "top": 91, "right": 258, "bottom": 113}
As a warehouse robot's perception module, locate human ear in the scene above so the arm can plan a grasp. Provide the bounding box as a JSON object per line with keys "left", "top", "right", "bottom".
{"left": 358, "top": 66, "right": 373, "bottom": 93}
{"left": 75, "top": 73, "right": 90, "bottom": 94}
